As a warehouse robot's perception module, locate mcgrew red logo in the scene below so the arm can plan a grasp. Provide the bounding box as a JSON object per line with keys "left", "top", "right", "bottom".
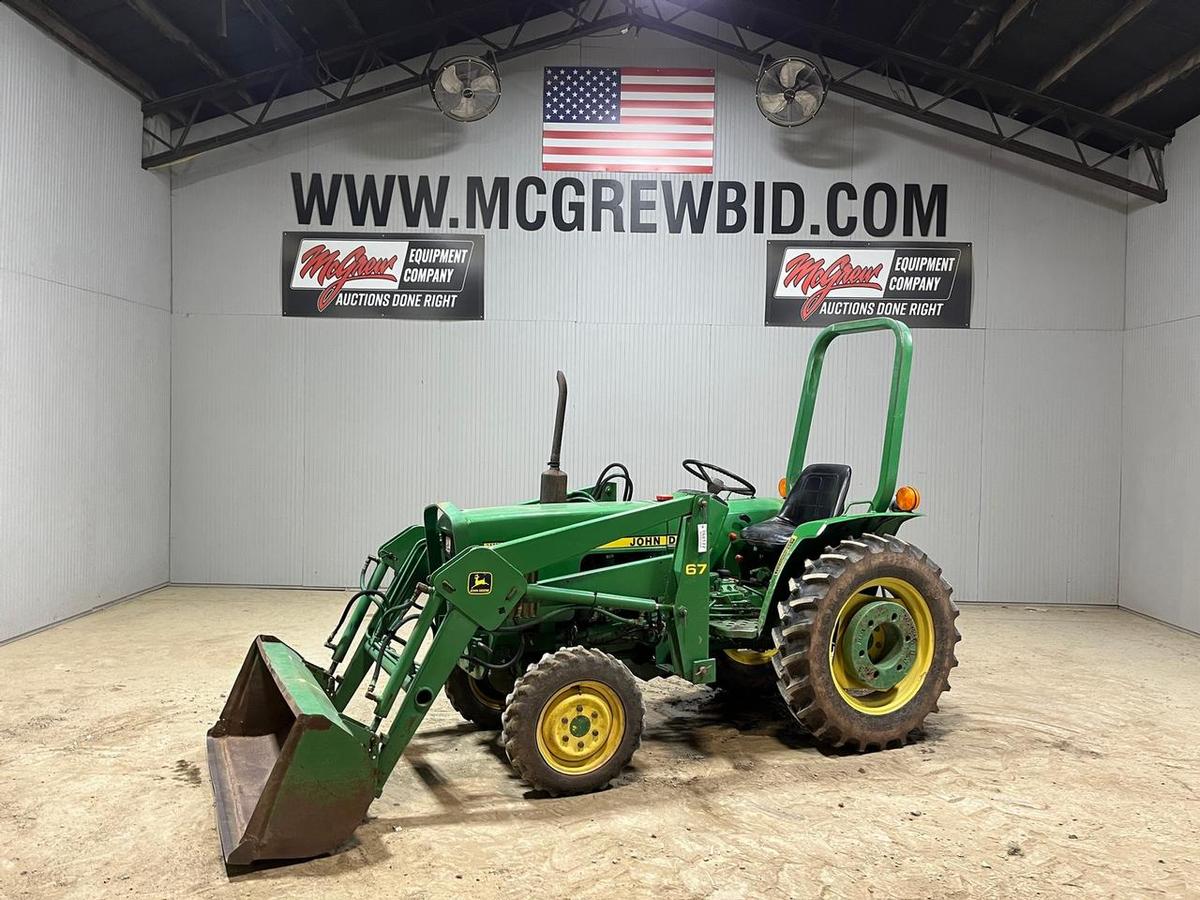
{"left": 297, "top": 243, "right": 399, "bottom": 312}
{"left": 783, "top": 252, "right": 884, "bottom": 320}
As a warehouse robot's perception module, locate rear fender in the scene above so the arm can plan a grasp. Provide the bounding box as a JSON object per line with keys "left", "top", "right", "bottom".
{"left": 756, "top": 511, "right": 920, "bottom": 632}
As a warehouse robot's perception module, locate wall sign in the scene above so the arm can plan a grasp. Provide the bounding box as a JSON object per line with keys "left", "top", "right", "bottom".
{"left": 291, "top": 174, "right": 949, "bottom": 238}
{"left": 765, "top": 241, "right": 972, "bottom": 328}
{"left": 281, "top": 232, "right": 484, "bottom": 319}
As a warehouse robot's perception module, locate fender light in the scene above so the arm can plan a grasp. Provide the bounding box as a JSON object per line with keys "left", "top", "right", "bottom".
{"left": 893, "top": 485, "right": 921, "bottom": 512}
{"left": 778, "top": 477, "right": 788, "bottom": 498}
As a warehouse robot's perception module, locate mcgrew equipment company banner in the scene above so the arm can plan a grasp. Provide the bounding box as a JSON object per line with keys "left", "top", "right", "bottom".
{"left": 765, "top": 241, "right": 972, "bottom": 328}
{"left": 281, "top": 232, "right": 484, "bottom": 319}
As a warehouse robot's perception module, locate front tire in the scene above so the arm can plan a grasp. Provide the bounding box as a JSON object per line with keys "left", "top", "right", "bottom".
{"left": 501, "top": 647, "right": 644, "bottom": 795}
{"left": 444, "top": 666, "right": 508, "bottom": 728}
{"left": 772, "top": 533, "right": 959, "bottom": 751}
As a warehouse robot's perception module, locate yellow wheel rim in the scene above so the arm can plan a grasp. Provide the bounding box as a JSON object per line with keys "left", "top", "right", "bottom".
{"left": 829, "top": 577, "right": 934, "bottom": 716}
{"left": 536, "top": 680, "right": 625, "bottom": 775}
{"left": 468, "top": 675, "right": 505, "bottom": 711}
{"left": 723, "top": 648, "right": 778, "bottom": 666}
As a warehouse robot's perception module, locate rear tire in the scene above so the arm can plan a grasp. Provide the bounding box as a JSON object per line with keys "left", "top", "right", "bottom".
{"left": 444, "top": 666, "right": 507, "bottom": 729}
{"left": 501, "top": 647, "right": 644, "bottom": 795}
{"left": 772, "top": 533, "right": 959, "bottom": 751}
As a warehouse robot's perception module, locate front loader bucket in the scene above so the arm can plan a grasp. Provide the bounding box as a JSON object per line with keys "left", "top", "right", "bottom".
{"left": 207, "top": 636, "right": 378, "bottom": 865}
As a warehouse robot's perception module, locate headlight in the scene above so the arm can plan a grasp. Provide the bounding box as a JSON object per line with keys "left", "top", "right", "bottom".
{"left": 443, "top": 533, "right": 454, "bottom": 557}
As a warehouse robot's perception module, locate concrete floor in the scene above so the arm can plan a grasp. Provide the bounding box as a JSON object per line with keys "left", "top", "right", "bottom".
{"left": 0, "top": 588, "right": 1197, "bottom": 899}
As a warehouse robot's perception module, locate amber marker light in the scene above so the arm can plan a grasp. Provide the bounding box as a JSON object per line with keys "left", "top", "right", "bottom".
{"left": 894, "top": 485, "right": 921, "bottom": 512}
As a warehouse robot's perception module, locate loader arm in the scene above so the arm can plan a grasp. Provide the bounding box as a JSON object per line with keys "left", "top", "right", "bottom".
{"left": 371, "top": 491, "right": 720, "bottom": 785}
{"left": 205, "top": 488, "right": 726, "bottom": 862}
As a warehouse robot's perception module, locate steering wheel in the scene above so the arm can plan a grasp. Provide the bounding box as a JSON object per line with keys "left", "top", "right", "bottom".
{"left": 681, "top": 459, "right": 756, "bottom": 497}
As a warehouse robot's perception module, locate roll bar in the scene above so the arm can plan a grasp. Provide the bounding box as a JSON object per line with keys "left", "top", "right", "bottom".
{"left": 785, "top": 317, "right": 914, "bottom": 515}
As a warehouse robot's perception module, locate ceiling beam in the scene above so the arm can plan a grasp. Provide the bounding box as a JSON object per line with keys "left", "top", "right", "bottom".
{"left": 4, "top": 0, "right": 160, "bottom": 100}
{"left": 639, "top": 8, "right": 1167, "bottom": 201}
{"left": 894, "top": 0, "right": 937, "bottom": 47}
{"left": 684, "top": 0, "right": 1163, "bottom": 145}
{"left": 240, "top": 0, "right": 306, "bottom": 57}
{"left": 936, "top": 1, "right": 1001, "bottom": 61}
{"left": 1103, "top": 43, "right": 1200, "bottom": 118}
{"left": 142, "top": 0, "right": 577, "bottom": 116}
{"left": 327, "top": 0, "right": 366, "bottom": 37}
{"left": 141, "top": 0, "right": 1171, "bottom": 201}
{"left": 1032, "top": 0, "right": 1156, "bottom": 95}
{"left": 960, "top": 0, "right": 1035, "bottom": 70}
{"left": 143, "top": 7, "right": 626, "bottom": 168}
{"left": 123, "top": 0, "right": 254, "bottom": 104}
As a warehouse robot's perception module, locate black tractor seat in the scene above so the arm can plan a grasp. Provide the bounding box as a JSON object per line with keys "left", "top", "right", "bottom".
{"left": 741, "top": 464, "right": 852, "bottom": 551}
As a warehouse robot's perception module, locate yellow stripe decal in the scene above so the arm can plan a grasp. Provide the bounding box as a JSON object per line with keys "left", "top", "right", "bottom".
{"left": 596, "top": 535, "right": 677, "bottom": 550}
{"left": 480, "top": 536, "right": 676, "bottom": 551}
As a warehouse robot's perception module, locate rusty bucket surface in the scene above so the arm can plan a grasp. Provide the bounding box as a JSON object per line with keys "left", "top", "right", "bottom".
{"left": 207, "top": 636, "right": 378, "bottom": 865}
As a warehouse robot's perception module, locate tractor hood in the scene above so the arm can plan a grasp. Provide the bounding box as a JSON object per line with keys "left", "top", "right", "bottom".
{"left": 423, "top": 495, "right": 783, "bottom": 572}
{"left": 430, "top": 500, "right": 659, "bottom": 553}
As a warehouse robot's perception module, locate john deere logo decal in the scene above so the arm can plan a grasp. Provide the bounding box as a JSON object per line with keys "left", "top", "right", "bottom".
{"left": 468, "top": 572, "right": 493, "bottom": 595}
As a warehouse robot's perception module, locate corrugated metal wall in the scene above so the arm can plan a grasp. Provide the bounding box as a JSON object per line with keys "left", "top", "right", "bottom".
{"left": 0, "top": 8, "right": 172, "bottom": 640}
{"left": 167, "top": 30, "right": 1128, "bottom": 604}
{"left": 1121, "top": 117, "right": 1200, "bottom": 632}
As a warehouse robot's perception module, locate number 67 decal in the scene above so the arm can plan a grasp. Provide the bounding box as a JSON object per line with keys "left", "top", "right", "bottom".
{"left": 684, "top": 563, "right": 708, "bottom": 576}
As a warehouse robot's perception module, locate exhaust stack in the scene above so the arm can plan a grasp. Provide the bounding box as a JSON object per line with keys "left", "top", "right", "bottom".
{"left": 540, "top": 371, "right": 569, "bottom": 503}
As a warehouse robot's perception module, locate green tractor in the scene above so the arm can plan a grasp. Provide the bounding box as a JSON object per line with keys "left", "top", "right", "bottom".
{"left": 207, "top": 317, "right": 959, "bottom": 865}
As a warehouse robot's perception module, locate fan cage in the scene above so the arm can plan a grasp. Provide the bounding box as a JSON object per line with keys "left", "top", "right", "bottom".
{"left": 430, "top": 55, "right": 502, "bottom": 123}
{"left": 755, "top": 56, "right": 829, "bottom": 128}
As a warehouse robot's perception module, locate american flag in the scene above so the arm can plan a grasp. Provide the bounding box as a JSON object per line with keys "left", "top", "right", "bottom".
{"left": 542, "top": 66, "right": 715, "bottom": 173}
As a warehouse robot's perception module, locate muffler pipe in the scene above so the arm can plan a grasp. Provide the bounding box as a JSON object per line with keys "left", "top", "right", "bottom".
{"left": 540, "top": 370, "right": 569, "bottom": 503}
